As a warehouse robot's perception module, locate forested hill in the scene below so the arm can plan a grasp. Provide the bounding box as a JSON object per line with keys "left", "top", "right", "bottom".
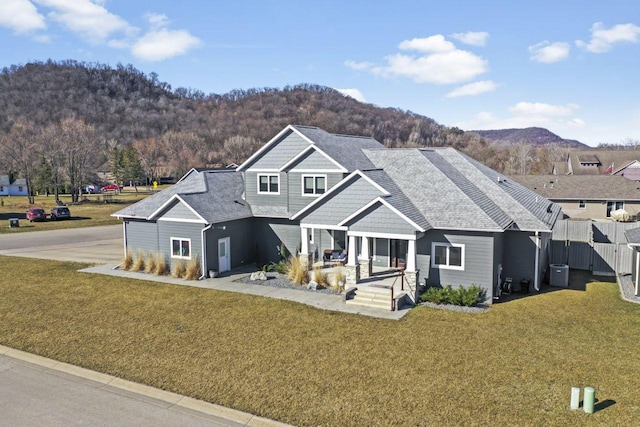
{"left": 0, "top": 59, "right": 454, "bottom": 148}
{"left": 472, "top": 127, "right": 587, "bottom": 148}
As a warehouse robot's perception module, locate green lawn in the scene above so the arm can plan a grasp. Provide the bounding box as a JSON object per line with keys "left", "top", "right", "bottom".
{"left": 1, "top": 256, "right": 639, "bottom": 426}
{"left": 0, "top": 189, "right": 152, "bottom": 234}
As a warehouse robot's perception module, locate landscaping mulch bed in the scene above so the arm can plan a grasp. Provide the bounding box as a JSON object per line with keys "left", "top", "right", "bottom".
{"left": 234, "top": 272, "right": 341, "bottom": 295}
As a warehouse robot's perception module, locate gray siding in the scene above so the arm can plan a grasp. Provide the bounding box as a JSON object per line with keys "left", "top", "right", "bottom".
{"left": 373, "top": 238, "right": 389, "bottom": 267}
{"left": 288, "top": 149, "right": 341, "bottom": 170}
{"left": 244, "top": 171, "right": 289, "bottom": 211}
{"left": 249, "top": 131, "right": 309, "bottom": 170}
{"left": 253, "top": 218, "right": 301, "bottom": 264}
{"left": 301, "top": 176, "right": 382, "bottom": 226}
{"left": 158, "top": 200, "right": 201, "bottom": 221}
{"left": 288, "top": 172, "right": 344, "bottom": 214}
{"left": 157, "top": 221, "right": 204, "bottom": 270}
{"left": 418, "top": 230, "right": 495, "bottom": 296}
{"left": 348, "top": 202, "right": 417, "bottom": 235}
{"left": 502, "top": 231, "right": 536, "bottom": 285}
{"left": 205, "top": 218, "right": 255, "bottom": 274}
{"left": 492, "top": 232, "right": 504, "bottom": 298}
{"left": 125, "top": 220, "right": 159, "bottom": 254}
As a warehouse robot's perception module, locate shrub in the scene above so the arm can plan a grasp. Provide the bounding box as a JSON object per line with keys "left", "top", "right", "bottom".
{"left": 132, "top": 249, "right": 145, "bottom": 272}
{"left": 172, "top": 260, "right": 186, "bottom": 278}
{"left": 312, "top": 265, "right": 328, "bottom": 288}
{"left": 145, "top": 251, "right": 157, "bottom": 274}
{"left": 332, "top": 267, "right": 346, "bottom": 291}
{"left": 286, "top": 255, "right": 308, "bottom": 286}
{"left": 154, "top": 253, "right": 169, "bottom": 276}
{"left": 183, "top": 257, "right": 201, "bottom": 280}
{"left": 262, "top": 260, "right": 287, "bottom": 274}
{"left": 420, "top": 284, "right": 484, "bottom": 307}
{"left": 122, "top": 249, "right": 133, "bottom": 270}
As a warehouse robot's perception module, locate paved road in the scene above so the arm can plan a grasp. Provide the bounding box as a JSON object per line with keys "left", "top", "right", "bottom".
{"left": 0, "top": 225, "right": 123, "bottom": 263}
{"left": 0, "top": 353, "right": 245, "bottom": 427}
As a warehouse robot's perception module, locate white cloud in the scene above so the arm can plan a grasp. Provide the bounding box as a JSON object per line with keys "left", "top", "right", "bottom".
{"left": 131, "top": 28, "right": 201, "bottom": 61}
{"left": 0, "top": 0, "right": 46, "bottom": 33}
{"left": 347, "top": 35, "right": 488, "bottom": 85}
{"left": 35, "top": 0, "right": 134, "bottom": 44}
{"left": 335, "top": 88, "right": 367, "bottom": 103}
{"left": 457, "top": 102, "right": 584, "bottom": 131}
{"left": 576, "top": 22, "right": 640, "bottom": 53}
{"left": 398, "top": 35, "right": 456, "bottom": 53}
{"left": 529, "top": 41, "right": 570, "bottom": 63}
{"left": 445, "top": 80, "right": 497, "bottom": 98}
{"left": 145, "top": 12, "right": 169, "bottom": 30}
{"left": 344, "top": 60, "right": 374, "bottom": 71}
{"left": 451, "top": 31, "right": 489, "bottom": 46}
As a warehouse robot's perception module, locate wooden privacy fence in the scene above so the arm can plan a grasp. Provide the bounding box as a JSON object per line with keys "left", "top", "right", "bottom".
{"left": 551, "top": 220, "right": 637, "bottom": 276}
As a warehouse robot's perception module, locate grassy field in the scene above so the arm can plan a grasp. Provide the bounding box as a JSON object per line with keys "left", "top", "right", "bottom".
{"left": 1, "top": 256, "right": 639, "bottom": 426}
{"left": 0, "top": 189, "right": 154, "bottom": 234}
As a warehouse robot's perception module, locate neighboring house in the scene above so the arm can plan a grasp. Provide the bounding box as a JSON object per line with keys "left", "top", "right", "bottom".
{"left": 556, "top": 150, "right": 640, "bottom": 179}
{"left": 114, "top": 125, "right": 560, "bottom": 302}
{"left": 509, "top": 175, "right": 640, "bottom": 220}
{"left": 0, "top": 175, "right": 28, "bottom": 196}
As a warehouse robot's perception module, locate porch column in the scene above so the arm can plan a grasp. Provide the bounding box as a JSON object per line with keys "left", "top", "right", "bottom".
{"left": 299, "top": 226, "right": 312, "bottom": 269}
{"left": 347, "top": 234, "right": 357, "bottom": 266}
{"left": 359, "top": 236, "right": 373, "bottom": 279}
{"left": 406, "top": 239, "right": 416, "bottom": 272}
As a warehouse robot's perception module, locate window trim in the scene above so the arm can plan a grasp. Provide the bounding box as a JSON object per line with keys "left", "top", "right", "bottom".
{"left": 257, "top": 174, "right": 280, "bottom": 195}
{"left": 301, "top": 174, "right": 327, "bottom": 197}
{"left": 578, "top": 200, "right": 586, "bottom": 209}
{"left": 606, "top": 201, "right": 624, "bottom": 217}
{"left": 171, "top": 237, "right": 192, "bottom": 259}
{"left": 431, "top": 242, "right": 465, "bottom": 271}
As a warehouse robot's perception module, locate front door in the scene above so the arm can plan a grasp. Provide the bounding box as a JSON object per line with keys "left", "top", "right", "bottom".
{"left": 390, "top": 239, "right": 407, "bottom": 269}
{"left": 218, "top": 237, "right": 230, "bottom": 273}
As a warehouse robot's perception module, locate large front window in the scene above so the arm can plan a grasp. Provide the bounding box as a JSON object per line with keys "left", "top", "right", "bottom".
{"left": 606, "top": 201, "right": 624, "bottom": 217}
{"left": 432, "top": 242, "right": 464, "bottom": 270}
{"left": 302, "top": 175, "right": 326, "bottom": 196}
{"left": 258, "top": 174, "right": 279, "bottom": 194}
{"left": 171, "top": 237, "right": 191, "bottom": 259}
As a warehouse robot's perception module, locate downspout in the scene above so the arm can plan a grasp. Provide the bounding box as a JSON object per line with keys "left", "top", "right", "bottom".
{"left": 534, "top": 231, "right": 541, "bottom": 291}
{"left": 114, "top": 219, "right": 127, "bottom": 270}
{"left": 200, "top": 224, "right": 213, "bottom": 280}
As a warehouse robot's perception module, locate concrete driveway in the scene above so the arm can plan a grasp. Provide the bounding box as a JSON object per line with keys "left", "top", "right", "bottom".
{"left": 0, "top": 225, "right": 123, "bottom": 264}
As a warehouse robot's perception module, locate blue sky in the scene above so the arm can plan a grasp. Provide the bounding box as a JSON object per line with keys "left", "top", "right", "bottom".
{"left": 1, "top": 0, "right": 638, "bottom": 146}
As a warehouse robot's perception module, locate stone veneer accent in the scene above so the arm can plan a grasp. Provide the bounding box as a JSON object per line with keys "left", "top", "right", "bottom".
{"left": 346, "top": 264, "right": 361, "bottom": 286}
{"left": 358, "top": 257, "right": 372, "bottom": 279}
{"left": 300, "top": 253, "right": 314, "bottom": 270}
{"left": 404, "top": 270, "right": 420, "bottom": 302}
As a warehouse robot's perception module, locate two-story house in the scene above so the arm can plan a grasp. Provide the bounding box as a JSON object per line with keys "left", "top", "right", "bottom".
{"left": 114, "top": 125, "right": 560, "bottom": 303}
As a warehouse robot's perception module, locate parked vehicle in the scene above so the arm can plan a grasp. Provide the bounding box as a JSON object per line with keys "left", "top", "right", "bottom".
{"left": 26, "top": 207, "right": 47, "bottom": 222}
{"left": 101, "top": 184, "right": 121, "bottom": 192}
{"left": 85, "top": 185, "right": 100, "bottom": 194}
{"left": 50, "top": 206, "right": 71, "bottom": 220}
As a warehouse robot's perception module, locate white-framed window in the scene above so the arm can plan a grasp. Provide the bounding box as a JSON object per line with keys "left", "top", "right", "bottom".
{"left": 431, "top": 242, "right": 465, "bottom": 270}
{"left": 606, "top": 201, "right": 624, "bottom": 217}
{"left": 579, "top": 200, "right": 586, "bottom": 209}
{"left": 18, "top": 186, "right": 23, "bottom": 191}
{"left": 257, "top": 174, "right": 279, "bottom": 194}
{"left": 171, "top": 237, "right": 191, "bottom": 259}
{"left": 302, "top": 175, "right": 326, "bottom": 196}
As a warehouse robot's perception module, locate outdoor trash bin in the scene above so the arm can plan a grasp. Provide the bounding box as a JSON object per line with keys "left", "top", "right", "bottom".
{"left": 9, "top": 218, "right": 19, "bottom": 228}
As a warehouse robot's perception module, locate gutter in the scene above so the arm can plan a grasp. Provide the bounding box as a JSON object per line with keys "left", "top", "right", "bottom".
{"left": 199, "top": 224, "right": 213, "bottom": 280}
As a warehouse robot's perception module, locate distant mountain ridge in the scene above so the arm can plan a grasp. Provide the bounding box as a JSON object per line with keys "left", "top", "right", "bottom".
{"left": 471, "top": 127, "right": 588, "bottom": 148}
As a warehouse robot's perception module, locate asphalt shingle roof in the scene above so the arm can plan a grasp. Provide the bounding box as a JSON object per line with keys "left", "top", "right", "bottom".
{"left": 508, "top": 175, "right": 640, "bottom": 200}
{"left": 625, "top": 227, "right": 640, "bottom": 244}
{"left": 292, "top": 125, "right": 384, "bottom": 171}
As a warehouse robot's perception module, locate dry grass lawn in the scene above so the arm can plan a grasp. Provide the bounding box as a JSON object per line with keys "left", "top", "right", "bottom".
{"left": 0, "top": 190, "right": 151, "bottom": 234}
{"left": 1, "top": 256, "right": 639, "bottom": 426}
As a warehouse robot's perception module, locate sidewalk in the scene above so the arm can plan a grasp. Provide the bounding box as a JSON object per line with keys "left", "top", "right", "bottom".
{"left": 80, "top": 264, "right": 410, "bottom": 320}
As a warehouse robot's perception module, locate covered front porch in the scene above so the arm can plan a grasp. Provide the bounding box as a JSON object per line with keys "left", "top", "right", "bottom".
{"left": 300, "top": 225, "right": 424, "bottom": 309}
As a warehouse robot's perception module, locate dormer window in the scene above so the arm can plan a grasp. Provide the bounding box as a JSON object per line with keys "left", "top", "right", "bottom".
{"left": 258, "top": 174, "right": 279, "bottom": 194}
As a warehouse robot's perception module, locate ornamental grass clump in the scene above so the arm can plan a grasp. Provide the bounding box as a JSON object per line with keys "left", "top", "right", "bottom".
{"left": 144, "top": 251, "right": 157, "bottom": 274}
{"left": 132, "top": 249, "right": 145, "bottom": 272}
{"left": 286, "top": 255, "right": 308, "bottom": 286}
{"left": 172, "top": 260, "right": 186, "bottom": 278}
{"left": 332, "top": 267, "right": 346, "bottom": 291}
{"left": 154, "top": 253, "right": 169, "bottom": 276}
{"left": 122, "top": 249, "right": 133, "bottom": 270}
{"left": 183, "top": 257, "right": 201, "bottom": 280}
{"left": 312, "top": 265, "right": 328, "bottom": 288}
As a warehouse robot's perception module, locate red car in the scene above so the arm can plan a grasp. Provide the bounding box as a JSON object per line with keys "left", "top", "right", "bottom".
{"left": 101, "top": 184, "right": 121, "bottom": 192}
{"left": 27, "top": 207, "right": 47, "bottom": 222}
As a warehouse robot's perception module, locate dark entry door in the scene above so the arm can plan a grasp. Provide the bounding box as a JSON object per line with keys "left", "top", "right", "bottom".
{"left": 390, "top": 239, "right": 407, "bottom": 269}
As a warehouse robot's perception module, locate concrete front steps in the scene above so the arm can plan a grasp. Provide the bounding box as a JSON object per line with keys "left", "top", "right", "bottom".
{"left": 346, "top": 285, "right": 395, "bottom": 311}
